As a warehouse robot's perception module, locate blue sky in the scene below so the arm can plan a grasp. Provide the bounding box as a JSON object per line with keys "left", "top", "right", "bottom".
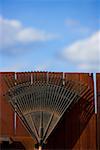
{"left": 0, "top": 0, "right": 100, "bottom": 72}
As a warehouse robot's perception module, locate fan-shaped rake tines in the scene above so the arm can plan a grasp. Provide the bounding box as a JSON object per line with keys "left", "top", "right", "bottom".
{"left": 4, "top": 73, "right": 93, "bottom": 149}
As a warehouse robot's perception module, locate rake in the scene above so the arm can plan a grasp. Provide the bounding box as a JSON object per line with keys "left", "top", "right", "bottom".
{"left": 4, "top": 72, "right": 92, "bottom": 150}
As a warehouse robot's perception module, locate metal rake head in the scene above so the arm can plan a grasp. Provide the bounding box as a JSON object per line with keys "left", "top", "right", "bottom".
{"left": 4, "top": 72, "right": 92, "bottom": 148}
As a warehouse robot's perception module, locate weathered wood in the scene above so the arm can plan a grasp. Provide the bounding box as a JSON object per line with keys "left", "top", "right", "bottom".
{"left": 0, "top": 72, "right": 97, "bottom": 150}
{"left": 97, "top": 73, "right": 100, "bottom": 150}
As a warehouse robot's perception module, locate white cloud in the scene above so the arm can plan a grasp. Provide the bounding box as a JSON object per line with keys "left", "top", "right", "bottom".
{"left": 0, "top": 63, "right": 23, "bottom": 71}
{"left": 0, "top": 16, "right": 58, "bottom": 48}
{"left": 62, "top": 31, "right": 100, "bottom": 72}
{"left": 17, "top": 28, "right": 57, "bottom": 43}
{"left": 65, "top": 19, "right": 79, "bottom": 26}
{"left": 65, "top": 18, "right": 91, "bottom": 35}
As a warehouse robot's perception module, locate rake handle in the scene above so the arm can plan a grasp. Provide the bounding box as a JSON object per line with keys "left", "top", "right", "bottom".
{"left": 39, "top": 146, "right": 42, "bottom": 150}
